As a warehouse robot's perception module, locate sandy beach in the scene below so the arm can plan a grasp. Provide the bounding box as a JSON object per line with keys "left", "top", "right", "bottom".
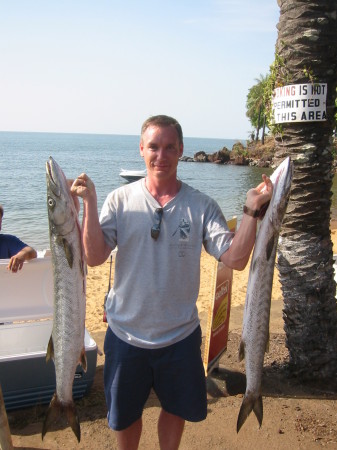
{"left": 6, "top": 225, "right": 337, "bottom": 449}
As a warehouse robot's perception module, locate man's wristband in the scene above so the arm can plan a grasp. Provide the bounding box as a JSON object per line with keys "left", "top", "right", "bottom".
{"left": 243, "top": 205, "right": 260, "bottom": 218}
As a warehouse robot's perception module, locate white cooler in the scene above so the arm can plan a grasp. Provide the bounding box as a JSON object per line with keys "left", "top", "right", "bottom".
{"left": 0, "top": 255, "right": 97, "bottom": 411}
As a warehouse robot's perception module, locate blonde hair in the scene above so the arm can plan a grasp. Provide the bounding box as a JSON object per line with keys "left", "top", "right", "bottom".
{"left": 141, "top": 115, "right": 183, "bottom": 145}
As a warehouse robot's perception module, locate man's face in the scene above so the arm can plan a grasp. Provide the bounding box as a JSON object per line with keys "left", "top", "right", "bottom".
{"left": 140, "top": 125, "right": 183, "bottom": 181}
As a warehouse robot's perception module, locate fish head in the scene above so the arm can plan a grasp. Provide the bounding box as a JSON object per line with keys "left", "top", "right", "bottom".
{"left": 268, "top": 157, "right": 293, "bottom": 227}
{"left": 46, "top": 157, "right": 78, "bottom": 236}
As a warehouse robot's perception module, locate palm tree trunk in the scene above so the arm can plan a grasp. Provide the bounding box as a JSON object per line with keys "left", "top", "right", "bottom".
{"left": 273, "top": 0, "right": 337, "bottom": 380}
{"left": 261, "top": 115, "right": 266, "bottom": 145}
{"left": 256, "top": 106, "right": 261, "bottom": 141}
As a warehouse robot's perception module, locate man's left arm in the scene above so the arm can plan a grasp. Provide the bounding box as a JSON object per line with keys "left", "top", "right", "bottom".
{"left": 220, "top": 174, "right": 272, "bottom": 271}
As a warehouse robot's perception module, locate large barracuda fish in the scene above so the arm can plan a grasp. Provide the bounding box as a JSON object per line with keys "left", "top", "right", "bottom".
{"left": 42, "top": 157, "right": 87, "bottom": 442}
{"left": 237, "top": 156, "right": 293, "bottom": 433}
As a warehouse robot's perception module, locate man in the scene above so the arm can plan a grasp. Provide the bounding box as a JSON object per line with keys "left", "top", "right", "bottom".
{"left": 0, "top": 204, "right": 37, "bottom": 272}
{"left": 71, "top": 115, "right": 272, "bottom": 450}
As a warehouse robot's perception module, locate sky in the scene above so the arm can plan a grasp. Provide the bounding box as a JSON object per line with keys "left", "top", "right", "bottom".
{"left": 0, "top": 1, "right": 280, "bottom": 139}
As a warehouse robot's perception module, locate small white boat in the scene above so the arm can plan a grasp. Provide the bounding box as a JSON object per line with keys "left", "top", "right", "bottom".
{"left": 119, "top": 168, "right": 146, "bottom": 183}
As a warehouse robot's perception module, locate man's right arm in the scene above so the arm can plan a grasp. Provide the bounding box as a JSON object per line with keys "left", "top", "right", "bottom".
{"left": 71, "top": 174, "right": 112, "bottom": 266}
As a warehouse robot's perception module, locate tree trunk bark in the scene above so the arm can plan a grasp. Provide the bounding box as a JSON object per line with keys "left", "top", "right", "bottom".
{"left": 256, "top": 106, "right": 261, "bottom": 141}
{"left": 262, "top": 115, "right": 266, "bottom": 145}
{"left": 274, "top": 0, "right": 337, "bottom": 380}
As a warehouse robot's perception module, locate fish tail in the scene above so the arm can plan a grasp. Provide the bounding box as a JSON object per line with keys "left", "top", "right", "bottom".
{"left": 46, "top": 335, "right": 54, "bottom": 363}
{"left": 237, "top": 393, "right": 263, "bottom": 433}
{"left": 80, "top": 346, "right": 87, "bottom": 372}
{"left": 66, "top": 403, "right": 81, "bottom": 443}
{"left": 42, "top": 393, "right": 81, "bottom": 443}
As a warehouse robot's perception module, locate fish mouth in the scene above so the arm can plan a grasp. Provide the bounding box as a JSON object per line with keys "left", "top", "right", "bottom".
{"left": 272, "top": 157, "right": 293, "bottom": 192}
{"left": 46, "top": 157, "right": 61, "bottom": 197}
{"left": 278, "top": 158, "right": 293, "bottom": 194}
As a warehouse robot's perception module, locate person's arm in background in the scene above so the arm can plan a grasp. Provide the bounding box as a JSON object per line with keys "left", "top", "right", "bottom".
{"left": 8, "top": 245, "right": 37, "bottom": 272}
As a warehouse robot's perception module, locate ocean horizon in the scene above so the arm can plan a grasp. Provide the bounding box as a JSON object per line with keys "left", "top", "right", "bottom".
{"left": 1, "top": 131, "right": 336, "bottom": 251}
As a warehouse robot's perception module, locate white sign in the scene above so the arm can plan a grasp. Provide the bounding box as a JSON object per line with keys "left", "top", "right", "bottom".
{"left": 272, "top": 83, "right": 327, "bottom": 124}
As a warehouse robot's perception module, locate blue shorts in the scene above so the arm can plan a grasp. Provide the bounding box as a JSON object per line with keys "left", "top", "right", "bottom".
{"left": 103, "top": 326, "right": 207, "bottom": 431}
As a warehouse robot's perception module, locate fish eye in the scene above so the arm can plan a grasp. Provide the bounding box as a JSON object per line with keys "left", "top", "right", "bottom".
{"left": 48, "top": 197, "right": 56, "bottom": 208}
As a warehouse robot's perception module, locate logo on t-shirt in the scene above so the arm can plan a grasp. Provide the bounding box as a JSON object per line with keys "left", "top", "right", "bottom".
{"left": 172, "top": 218, "right": 191, "bottom": 241}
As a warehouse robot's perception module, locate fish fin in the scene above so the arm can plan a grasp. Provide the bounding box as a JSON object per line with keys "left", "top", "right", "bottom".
{"left": 266, "top": 233, "right": 276, "bottom": 261}
{"left": 237, "top": 393, "right": 263, "bottom": 433}
{"left": 80, "top": 347, "right": 87, "bottom": 373}
{"left": 46, "top": 336, "right": 54, "bottom": 362}
{"left": 62, "top": 238, "right": 74, "bottom": 268}
{"left": 65, "top": 403, "right": 81, "bottom": 443}
{"left": 42, "top": 394, "right": 61, "bottom": 440}
{"left": 42, "top": 394, "right": 81, "bottom": 443}
{"left": 253, "top": 395, "right": 263, "bottom": 428}
{"left": 238, "top": 340, "right": 245, "bottom": 362}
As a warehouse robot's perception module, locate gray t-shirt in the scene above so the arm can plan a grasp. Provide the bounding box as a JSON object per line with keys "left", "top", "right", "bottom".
{"left": 100, "top": 179, "right": 234, "bottom": 348}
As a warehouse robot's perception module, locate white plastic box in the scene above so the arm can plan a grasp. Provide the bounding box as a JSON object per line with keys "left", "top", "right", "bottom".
{"left": 0, "top": 256, "right": 97, "bottom": 411}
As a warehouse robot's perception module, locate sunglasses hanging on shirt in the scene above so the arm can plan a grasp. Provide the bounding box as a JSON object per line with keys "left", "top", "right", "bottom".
{"left": 151, "top": 208, "right": 163, "bottom": 240}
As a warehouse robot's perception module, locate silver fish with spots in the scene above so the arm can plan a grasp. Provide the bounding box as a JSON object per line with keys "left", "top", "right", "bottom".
{"left": 42, "top": 156, "right": 87, "bottom": 443}
{"left": 237, "top": 156, "right": 293, "bottom": 433}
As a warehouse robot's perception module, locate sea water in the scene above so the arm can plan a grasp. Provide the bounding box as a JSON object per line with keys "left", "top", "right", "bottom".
{"left": 1, "top": 131, "right": 335, "bottom": 251}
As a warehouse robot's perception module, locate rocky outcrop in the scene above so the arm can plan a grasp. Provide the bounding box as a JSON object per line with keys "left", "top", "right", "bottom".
{"left": 181, "top": 135, "right": 337, "bottom": 169}
{"left": 193, "top": 151, "right": 208, "bottom": 162}
{"left": 246, "top": 136, "right": 275, "bottom": 167}
{"left": 230, "top": 155, "right": 250, "bottom": 166}
{"left": 181, "top": 136, "right": 276, "bottom": 167}
{"left": 180, "top": 156, "right": 194, "bottom": 162}
{"left": 193, "top": 148, "right": 231, "bottom": 164}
